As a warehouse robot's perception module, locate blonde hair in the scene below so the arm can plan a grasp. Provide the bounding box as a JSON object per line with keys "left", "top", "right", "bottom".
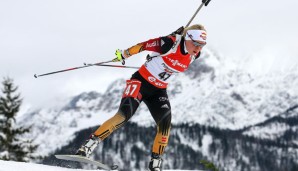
{"left": 183, "top": 24, "right": 206, "bottom": 37}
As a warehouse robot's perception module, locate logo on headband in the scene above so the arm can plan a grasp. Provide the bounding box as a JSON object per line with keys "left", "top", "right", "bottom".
{"left": 200, "top": 32, "right": 207, "bottom": 40}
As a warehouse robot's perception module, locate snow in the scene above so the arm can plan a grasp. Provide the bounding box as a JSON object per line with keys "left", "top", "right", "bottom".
{"left": 0, "top": 160, "right": 205, "bottom": 171}
{"left": 243, "top": 122, "right": 290, "bottom": 139}
{"left": 0, "top": 160, "right": 89, "bottom": 171}
{"left": 201, "top": 134, "right": 212, "bottom": 157}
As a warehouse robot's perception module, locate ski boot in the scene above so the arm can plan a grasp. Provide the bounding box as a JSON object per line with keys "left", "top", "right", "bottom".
{"left": 148, "top": 153, "right": 163, "bottom": 171}
{"left": 75, "top": 134, "right": 101, "bottom": 158}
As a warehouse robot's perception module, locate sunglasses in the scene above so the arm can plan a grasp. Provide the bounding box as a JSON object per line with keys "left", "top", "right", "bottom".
{"left": 187, "top": 33, "right": 207, "bottom": 48}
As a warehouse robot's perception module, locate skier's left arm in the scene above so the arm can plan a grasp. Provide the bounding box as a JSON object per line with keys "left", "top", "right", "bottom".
{"left": 113, "top": 36, "right": 173, "bottom": 62}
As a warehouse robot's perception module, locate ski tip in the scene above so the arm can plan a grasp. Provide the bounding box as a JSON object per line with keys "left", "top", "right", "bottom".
{"left": 54, "top": 154, "right": 81, "bottom": 160}
{"left": 54, "top": 154, "right": 66, "bottom": 159}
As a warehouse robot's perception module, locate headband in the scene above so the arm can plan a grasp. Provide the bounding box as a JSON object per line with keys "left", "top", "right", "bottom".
{"left": 185, "top": 30, "right": 207, "bottom": 42}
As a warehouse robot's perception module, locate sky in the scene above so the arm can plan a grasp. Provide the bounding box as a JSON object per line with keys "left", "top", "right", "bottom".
{"left": 0, "top": 0, "right": 298, "bottom": 109}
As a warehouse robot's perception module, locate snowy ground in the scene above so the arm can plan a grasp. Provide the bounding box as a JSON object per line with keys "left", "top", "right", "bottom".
{"left": 0, "top": 160, "right": 204, "bottom": 171}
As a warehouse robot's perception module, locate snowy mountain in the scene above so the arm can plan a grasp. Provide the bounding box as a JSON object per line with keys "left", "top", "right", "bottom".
{"left": 242, "top": 104, "right": 298, "bottom": 144}
{"left": 18, "top": 47, "right": 298, "bottom": 170}
{"left": 41, "top": 120, "right": 298, "bottom": 171}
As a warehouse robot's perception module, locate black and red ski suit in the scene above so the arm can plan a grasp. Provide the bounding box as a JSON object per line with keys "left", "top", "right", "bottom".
{"left": 94, "top": 33, "right": 201, "bottom": 156}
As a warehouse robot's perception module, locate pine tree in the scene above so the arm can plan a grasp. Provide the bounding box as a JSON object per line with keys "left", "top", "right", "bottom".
{"left": 0, "top": 77, "right": 37, "bottom": 161}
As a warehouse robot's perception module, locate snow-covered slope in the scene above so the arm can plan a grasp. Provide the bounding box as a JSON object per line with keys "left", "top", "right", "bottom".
{"left": 0, "top": 160, "right": 93, "bottom": 171}
{"left": 242, "top": 104, "right": 298, "bottom": 145}
{"left": 0, "top": 160, "right": 199, "bottom": 171}
{"left": 19, "top": 47, "right": 298, "bottom": 157}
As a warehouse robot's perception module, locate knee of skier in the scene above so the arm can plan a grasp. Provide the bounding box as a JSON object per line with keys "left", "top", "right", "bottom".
{"left": 118, "top": 97, "right": 139, "bottom": 121}
{"left": 157, "top": 113, "right": 172, "bottom": 136}
{"left": 157, "top": 109, "right": 172, "bottom": 127}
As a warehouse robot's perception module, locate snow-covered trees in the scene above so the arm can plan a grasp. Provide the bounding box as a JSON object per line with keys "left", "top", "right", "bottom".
{"left": 0, "top": 77, "right": 37, "bottom": 161}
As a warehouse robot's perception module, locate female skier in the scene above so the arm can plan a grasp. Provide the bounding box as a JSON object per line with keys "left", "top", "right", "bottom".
{"left": 76, "top": 24, "right": 207, "bottom": 171}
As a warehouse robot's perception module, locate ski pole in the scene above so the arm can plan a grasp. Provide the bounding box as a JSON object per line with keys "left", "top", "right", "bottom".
{"left": 185, "top": 0, "right": 212, "bottom": 28}
{"left": 34, "top": 60, "right": 114, "bottom": 78}
{"left": 84, "top": 63, "right": 140, "bottom": 69}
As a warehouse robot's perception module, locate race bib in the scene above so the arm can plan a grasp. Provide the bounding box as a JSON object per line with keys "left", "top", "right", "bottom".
{"left": 122, "top": 79, "right": 142, "bottom": 99}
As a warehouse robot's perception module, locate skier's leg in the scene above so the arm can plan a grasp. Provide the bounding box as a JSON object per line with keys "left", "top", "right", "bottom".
{"left": 76, "top": 80, "right": 142, "bottom": 157}
{"left": 144, "top": 90, "right": 171, "bottom": 170}
{"left": 93, "top": 111, "right": 126, "bottom": 140}
{"left": 152, "top": 112, "right": 171, "bottom": 155}
{"left": 93, "top": 97, "right": 141, "bottom": 140}
{"left": 148, "top": 113, "right": 171, "bottom": 171}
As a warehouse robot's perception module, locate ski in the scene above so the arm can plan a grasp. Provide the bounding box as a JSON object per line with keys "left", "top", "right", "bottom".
{"left": 55, "top": 154, "right": 118, "bottom": 170}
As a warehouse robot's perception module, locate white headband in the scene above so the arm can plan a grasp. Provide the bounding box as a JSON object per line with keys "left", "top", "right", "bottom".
{"left": 185, "top": 30, "right": 207, "bottom": 42}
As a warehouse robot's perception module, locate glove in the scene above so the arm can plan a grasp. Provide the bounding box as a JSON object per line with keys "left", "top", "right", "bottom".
{"left": 112, "top": 49, "right": 125, "bottom": 65}
{"left": 169, "top": 26, "right": 184, "bottom": 36}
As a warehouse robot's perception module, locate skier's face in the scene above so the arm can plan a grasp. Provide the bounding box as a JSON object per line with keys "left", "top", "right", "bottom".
{"left": 185, "top": 30, "right": 206, "bottom": 56}
{"left": 185, "top": 39, "right": 205, "bottom": 56}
